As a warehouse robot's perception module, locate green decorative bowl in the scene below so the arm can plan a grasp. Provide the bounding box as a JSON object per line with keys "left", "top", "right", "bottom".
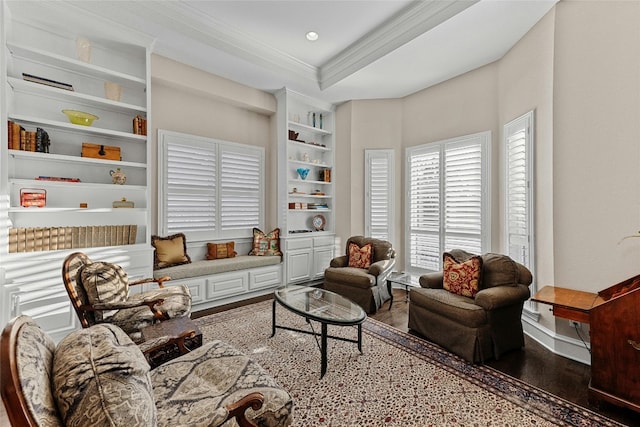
{"left": 62, "top": 109, "right": 99, "bottom": 126}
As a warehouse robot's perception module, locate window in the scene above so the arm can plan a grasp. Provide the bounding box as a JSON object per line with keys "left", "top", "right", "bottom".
{"left": 406, "top": 131, "right": 490, "bottom": 272}
{"left": 365, "top": 149, "right": 394, "bottom": 244}
{"left": 158, "top": 130, "right": 264, "bottom": 241}
{"left": 504, "top": 111, "right": 535, "bottom": 306}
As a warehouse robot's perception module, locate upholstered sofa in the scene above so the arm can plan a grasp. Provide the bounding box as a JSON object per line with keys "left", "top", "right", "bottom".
{"left": 1, "top": 315, "right": 293, "bottom": 427}
{"left": 324, "top": 236, "right": 396, "bottom": 314}
{"left": 408, "top": 249, "right": 532, "bottom": 363}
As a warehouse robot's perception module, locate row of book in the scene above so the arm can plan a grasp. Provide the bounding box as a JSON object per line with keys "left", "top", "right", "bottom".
{"left": 8, "top": 225, "right": 137, "bottom": 253}
{"left": 133, "top": 115, "right": 147, "bottom": 136}
{"left": 7, "top": 121, "right": 51, "bottom": 152}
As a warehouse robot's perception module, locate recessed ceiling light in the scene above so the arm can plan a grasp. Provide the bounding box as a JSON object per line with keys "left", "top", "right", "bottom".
{"left": 306, "top": 31, "right": 319, "bottom": 42}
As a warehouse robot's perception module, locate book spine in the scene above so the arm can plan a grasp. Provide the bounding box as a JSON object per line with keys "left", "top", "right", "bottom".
{"left": 128, "top": 225, "right": 137, "bottom": 245}
{"left": 8, "top": 228, "right": 17, "bottom": 253}
{"left": 8, "top": 120, "right": 13, "bottom": 150}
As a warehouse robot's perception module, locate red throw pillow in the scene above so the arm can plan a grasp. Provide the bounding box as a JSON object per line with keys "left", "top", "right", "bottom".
{"left": 442, "top": 252, "right": 482, "bottom": 297}
{"left": 348, "top": 242, "right": 372, "bottom": 268}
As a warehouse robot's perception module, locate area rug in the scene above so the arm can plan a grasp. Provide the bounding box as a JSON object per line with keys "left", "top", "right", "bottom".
{"left": 194, "top": 300, "right": 624, "bottom": 426}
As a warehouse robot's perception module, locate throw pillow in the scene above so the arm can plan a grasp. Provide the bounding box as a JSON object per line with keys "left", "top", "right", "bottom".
{"left": 348, "top": 242, "right": 373, "bottom": 268}
{"left": 78, "top": 261, "right": 128, "bottom": 322}
{"left": 248, "top": 227, "right": 282, "bottom": 256}
{"left": 206, "top": 241, "right": 237, "bottom": 260}
{"left": 52, "top": 324, "right": 156, "bottom": 427}
{"left": 442, "top": 252, "right": 482, "bottom": 298}
{"left": 151, "top": 233, "right": 191, "bottom": 269}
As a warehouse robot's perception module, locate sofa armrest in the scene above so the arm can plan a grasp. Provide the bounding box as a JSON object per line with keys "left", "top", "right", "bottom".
{"left": 330, "top": 255, "right": 349, "bottom": 268}
{"left": 474, "top": 284, "right": 531, "bottom": 310}
{"left": 419, "top": 272, "right": 444, "bottom": 289}
{"left": 368, "top": 258, "right": 395, "bottom": 278}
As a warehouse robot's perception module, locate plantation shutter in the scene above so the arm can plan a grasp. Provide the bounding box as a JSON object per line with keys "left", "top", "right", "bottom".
{"left": 219, "top": 145, "right": 263, "bottom": 237}
{"left": 365, "top": 149, "right": 394, "bottom": 243}
{"left": 443, "top": 142, "right": 482, "bottom": 254}
{"left": 162, "top": 136, "right": 217, "bottom": 238}
{"left": 504, "top": 111, "right": 534, "bottom": 269}
{"left": 158, "top": 130, "right": 264, "bottom": 241}
{"left": 407, "top": 132, "right": 490, "bottom": 273}
{"left": 408, "top": 147, "right": 441, "bottom": 271}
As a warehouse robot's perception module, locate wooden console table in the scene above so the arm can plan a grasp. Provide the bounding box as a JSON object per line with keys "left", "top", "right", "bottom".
{"left": 531, "top": 285, "right": 604, "bottom": 323}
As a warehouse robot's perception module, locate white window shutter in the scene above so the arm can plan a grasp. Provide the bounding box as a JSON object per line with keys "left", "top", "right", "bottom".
{"left": 365, "top": 149, "right": 394, "bottom": 244}
{"left": 406, "top": 132, "right": 490, "bottom": 273}
{"left": 219, "top": 145, "right": 263, "bottom": 237}
{"left": 504, "top": 111, "right": 534, "bottom": 270}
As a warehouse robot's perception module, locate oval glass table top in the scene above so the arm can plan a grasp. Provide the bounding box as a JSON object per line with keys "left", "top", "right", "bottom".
{"left": 274, "top": 285, "right": 366, "bottom": 325}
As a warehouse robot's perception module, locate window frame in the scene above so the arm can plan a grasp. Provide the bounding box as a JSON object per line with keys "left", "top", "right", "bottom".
{"left": 405, "top": 131, "right": 491, "bottom": 274}
{"left": 365, "top": 149, "right": 395, "bottom": 245}
{"left": 157, "top": 129, "right": 265, "bottom": 243}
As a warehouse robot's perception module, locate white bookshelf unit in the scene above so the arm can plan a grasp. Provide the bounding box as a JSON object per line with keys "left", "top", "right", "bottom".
{"left": 0, "top": 1, "right": 154, "bottom": 340}
{"left": 276, "top": 88, "right": 336, "bottom": 284}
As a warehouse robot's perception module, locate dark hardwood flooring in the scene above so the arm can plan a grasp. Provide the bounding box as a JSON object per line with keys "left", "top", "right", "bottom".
{"left": 371, "top": 289, "right": 640, "bottom": 427}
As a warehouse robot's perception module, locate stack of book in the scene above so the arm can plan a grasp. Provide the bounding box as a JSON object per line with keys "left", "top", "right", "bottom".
{"left": 133, "top": 115, "right": 147, "bottom": 135}
{"left": 22, "top": 73, "right": 74, "bottom": 91}
{"left": 8, "top": 225, "right": 137, "bottom": 253}
{"left": 7, "top": 121, "right": 50, "bottom": 152}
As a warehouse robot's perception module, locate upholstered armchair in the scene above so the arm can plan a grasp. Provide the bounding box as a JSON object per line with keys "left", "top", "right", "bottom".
{"left": 62, "top": 252, "right": 192, "bottom": 343}
{"left": 1, "top": 316, "right": 294, "bottom": 427}
{"left": 324, "top": 236, "right": 396, "bottom": 313}
{"left": 408, "top": 249, "right": 532, "bottom": 363}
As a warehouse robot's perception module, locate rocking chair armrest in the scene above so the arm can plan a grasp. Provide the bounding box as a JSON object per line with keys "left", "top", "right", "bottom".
{"left": 224, "top": 392, "right": 264, "bottom": 427}
{"left": 130, "top": 276, "right": 172, "bottom": 288}
{"left": 140, "top": 328, "right": 197, "bottom": 356}
{"left": 90, "top": 298, "right": 164, "bottom": 313}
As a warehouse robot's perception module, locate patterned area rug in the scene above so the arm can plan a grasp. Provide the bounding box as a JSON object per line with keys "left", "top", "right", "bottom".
{"left": 195, "top": 300, "right": 624, "bottom": 426}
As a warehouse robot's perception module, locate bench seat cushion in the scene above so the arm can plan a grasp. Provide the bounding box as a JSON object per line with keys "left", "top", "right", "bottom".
{"left": 152, "top": 339, "right": 294, "bottom": 427}
{"left": 153, "top": 255, "right": 281, "bottom": 280}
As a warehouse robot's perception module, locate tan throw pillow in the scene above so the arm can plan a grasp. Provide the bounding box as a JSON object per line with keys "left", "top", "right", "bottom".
{"left": 442, "top": 252, "right": 482, "bottom": 298}
{"left": 248, "top": 227, "right": 282, "bottom": 256}
{"left": 348, "top": 242, "right": 372, "bottom": 268}
{"left": 53, "top": 324, "right": 156, "bottom": 427}
{"left": 78, "top": 261, "right": 128, "bottom": 322}
{"left": 152, "top": 233, "right": 191, "bottom": 269}
{"left": 206, "top": 241, "right": 237, "bottom": 260}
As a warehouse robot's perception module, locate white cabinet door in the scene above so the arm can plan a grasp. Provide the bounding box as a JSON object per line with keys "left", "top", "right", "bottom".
{"left": 287, "top": 250, "right": 312, "bottom": 283}
{"left": 312, "top": 245, "right": 334, "bottom": 279}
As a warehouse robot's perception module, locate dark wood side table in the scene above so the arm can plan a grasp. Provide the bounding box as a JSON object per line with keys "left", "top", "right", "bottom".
{"left": 141, "top": 316, "right": 203, "bottom": 368}
{"left": 531, "top": 285, "right": 604, "bottom": 323}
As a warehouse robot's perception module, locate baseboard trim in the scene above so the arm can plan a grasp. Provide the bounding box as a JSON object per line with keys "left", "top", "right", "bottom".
{"left": 523, "top": 317, "right": 591, "bottom": 365}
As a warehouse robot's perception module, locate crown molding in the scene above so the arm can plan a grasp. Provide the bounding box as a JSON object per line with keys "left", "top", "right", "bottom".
{"left": 318, "top": 0, "right": 478, "bottom": 90}
{"left": 127, "top": 1, "right": 319, "bottom": 86}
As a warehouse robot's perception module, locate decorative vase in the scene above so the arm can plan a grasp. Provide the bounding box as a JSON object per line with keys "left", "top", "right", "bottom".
{"left": 110, "top": 168, "right": 126, "bottom": 185}
{"left": 76, "top": 37, "right": 91, "bottom": 63}
{"left": 297, "top": 168, "right": 310, "bottom": 180}
{"left": 104, "top": 81, "right": 122, "bottom": 101}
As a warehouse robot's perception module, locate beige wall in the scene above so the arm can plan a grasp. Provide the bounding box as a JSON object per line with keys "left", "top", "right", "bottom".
{"left": 150, "top": 55, "right": 277, "bottom": 236}
{"left": 552, "top": 0, "right": 640, "bottom": 291}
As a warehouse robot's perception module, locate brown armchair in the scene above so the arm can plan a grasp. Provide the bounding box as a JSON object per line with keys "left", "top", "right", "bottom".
{"left": 62, "top": 252, "right": 192, "bottom": 343}
{"left": 408, "top": 249, "right": 532, "bottom": 363}
{"left": 323, "top": 236, "right": 396, "bottom": 313}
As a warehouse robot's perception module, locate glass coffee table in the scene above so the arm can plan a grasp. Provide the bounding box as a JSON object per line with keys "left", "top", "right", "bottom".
{"left": 272, "top": 286, "right": 366, "bottom": 378}
{"left": 386, "top": 272, "right": 420, "bottom": 309}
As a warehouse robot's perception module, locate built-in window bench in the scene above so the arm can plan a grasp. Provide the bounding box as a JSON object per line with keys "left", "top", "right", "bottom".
{"left": 154, "top": 252, "right": 283, "bottom": 312}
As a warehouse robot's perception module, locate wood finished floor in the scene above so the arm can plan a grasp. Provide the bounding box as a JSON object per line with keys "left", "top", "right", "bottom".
{"left": 3, "top": 289, "right": 640, "bottom": 426}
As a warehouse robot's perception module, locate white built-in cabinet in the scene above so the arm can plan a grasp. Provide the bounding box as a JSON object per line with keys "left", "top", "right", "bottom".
{"left": 0, "top": 1, "right": 154, "bottom": 341}
{"left": 276, "top": 88, "right": 335, "bottom": 284}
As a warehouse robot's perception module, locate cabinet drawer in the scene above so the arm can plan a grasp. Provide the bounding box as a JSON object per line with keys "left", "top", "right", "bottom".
{"left": 286, "top": 237, "right": 312, "bottom": 251}
{"left": 206, "top": 271, "right": 248, "bottom": 300}
{"left": 249, "top": 265, "right": 282, "bottom": 290}
{"left": 313, "top": 235, "right": 335, "bottom": 247}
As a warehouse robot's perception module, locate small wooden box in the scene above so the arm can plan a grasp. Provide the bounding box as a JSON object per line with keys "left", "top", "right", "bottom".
{"left": 81, "top": 143, "right": 121, "bottom": 161}
{"left": 20, "top": 188, "right": 46, "bottom": 207}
